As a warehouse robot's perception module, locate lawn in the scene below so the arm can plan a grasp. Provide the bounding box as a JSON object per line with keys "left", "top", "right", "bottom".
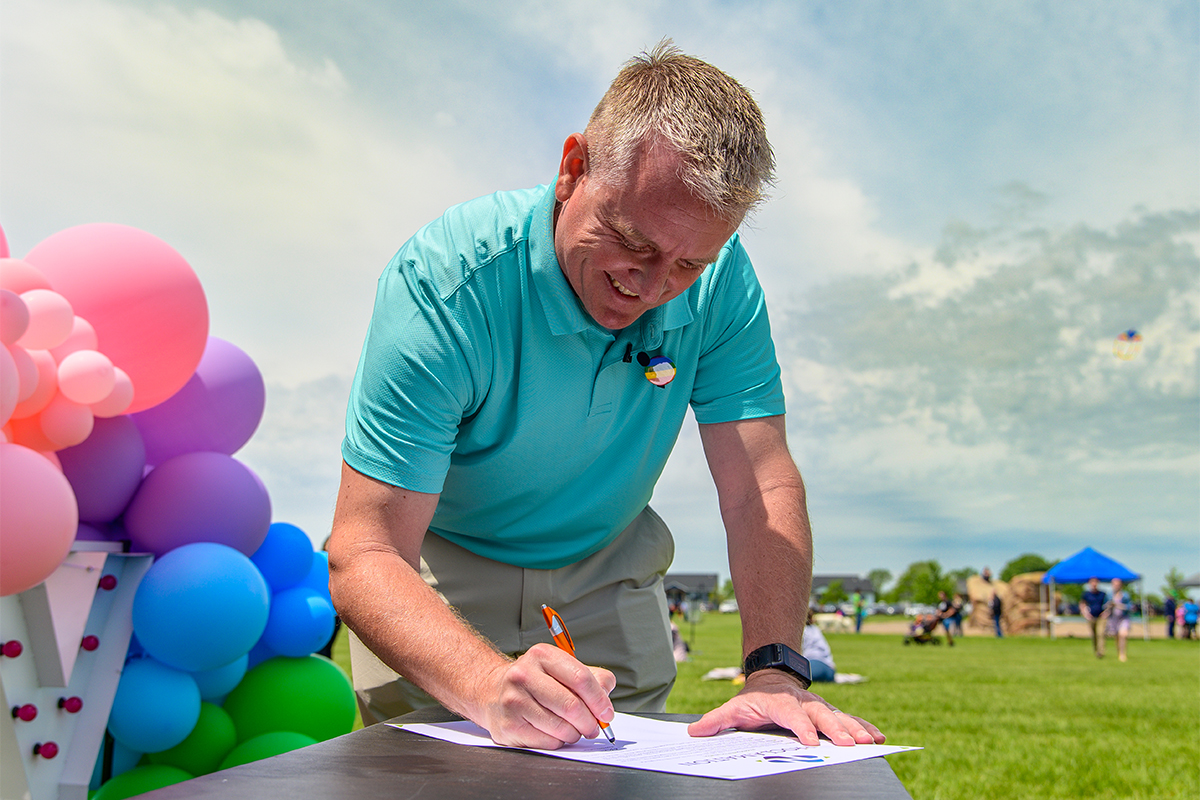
{"left": 669, "top": 613, "right": 1200, "bottom": 799}
{"left": 333, "top": 614, "right": 1200, "bottom": 799}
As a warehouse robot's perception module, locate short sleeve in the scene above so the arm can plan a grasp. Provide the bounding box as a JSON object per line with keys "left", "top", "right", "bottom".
{"left": 342, "top": 251, "right": 489, "bottom": 493}
{"left": 689, "top": 241, "right": 786, "bottom": 424}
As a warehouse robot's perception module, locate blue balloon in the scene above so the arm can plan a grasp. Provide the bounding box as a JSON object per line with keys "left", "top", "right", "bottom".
{"left": 300, "top": 550, "right": 331, "bottom": 600}
{"left": 90, "top": 735, "right": 143, "bottom": 790}
{"left": 245, "top": 638, "right": 279, "bottom": 670}
{"left": 132, "top": 543, "right": 270, "bottom": 672}
{"left": 262, "top": 586, "right": 336, "bottom": 658}
{"left": 190, "top": 655, "right": 248, "bottom": 702}
{"left": 107, "top": 657, "right": 201, "bottom": 753}
{"left": 250, "top": 522, "right": 314, "bottom": 592}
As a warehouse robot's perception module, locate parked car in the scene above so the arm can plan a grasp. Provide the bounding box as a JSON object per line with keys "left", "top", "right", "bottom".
{"left": 718, "top": 599, "right": 739, "bottom": 614}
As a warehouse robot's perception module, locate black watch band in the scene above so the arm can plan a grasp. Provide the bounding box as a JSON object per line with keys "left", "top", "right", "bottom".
{"left": 743, "top": 643, "right": 812, "bottom": 690}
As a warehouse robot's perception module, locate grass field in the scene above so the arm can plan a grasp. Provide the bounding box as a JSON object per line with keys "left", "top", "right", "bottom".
{"left": 333, "top": 614, "right": 1200, "bottom": 799}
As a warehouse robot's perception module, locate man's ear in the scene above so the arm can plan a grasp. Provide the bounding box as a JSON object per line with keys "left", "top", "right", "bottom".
{"left": 555, "top": 133, "right": 589, "bottom": 203}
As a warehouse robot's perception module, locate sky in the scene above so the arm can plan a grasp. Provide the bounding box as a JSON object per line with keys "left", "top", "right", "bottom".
{"left": 3, "top": 0, "right": 1197, "bottom": 594}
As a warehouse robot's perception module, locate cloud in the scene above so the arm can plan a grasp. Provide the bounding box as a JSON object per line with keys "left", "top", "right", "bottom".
{"left": 2, "top": 0, "right": 487, "bottom": 383}
{"left": 771, "top": 207, "right": 1199, "bottom": 574}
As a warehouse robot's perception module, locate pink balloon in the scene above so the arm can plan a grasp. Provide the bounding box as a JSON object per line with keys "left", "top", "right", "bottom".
{"left": 49, "top": 316, "right": 99, "bottom": 361}
{"left": 10, "top": 349, "right": 57, "bottom": 419}
{"left": 132, "top": 337, "right": 265, "bottom": 465}
{"left": 0, "top": 224, "right": 8, "bottom": 259}
{"left": 0, "top": 442, "right": 79, "bottom": 596}
{"left": 0, "top": 345, "right": 17, "bottom": 426}
{"left": 8, "top": 346, "right": 38, "bottom": 403}
{"left": 57, "top": 350, "right": 115, "bottom": 404}
{"left": 7, "top": 415, "right": 56, "bottom": 452}
{"left": 124, "top": 452, "right": 271, "bottom": 557}
{"left": 0, "top": 259, "right": 51, "bottom": 294}
{"left": 58, "top": 415, "right": 146, "bottom": 524}
{"left": 24, "top": 225, "right": 209, "bottom": 414}
{"left": 17, "top": 290, "right": 74, "bottom": 350}
{"left": 39, "top": 393, "right": 94, "bottom": 449}
{"left": 0, "top": 290, "right": 29, "bottom": 345}
{"left": 91, "top": 366, "right": 134, "bottom": 418}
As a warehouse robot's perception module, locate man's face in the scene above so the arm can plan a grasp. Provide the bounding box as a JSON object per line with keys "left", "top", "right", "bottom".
{"left": 553, "top": 134, "right": 738, "bottom": 331}
{"left": 1088, "top": 578, "right": 1099, "bottom": 591}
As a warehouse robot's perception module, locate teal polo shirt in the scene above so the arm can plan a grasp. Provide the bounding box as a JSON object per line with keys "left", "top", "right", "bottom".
{"left": 343, "top": 183, "right": 784, "bottom": 569}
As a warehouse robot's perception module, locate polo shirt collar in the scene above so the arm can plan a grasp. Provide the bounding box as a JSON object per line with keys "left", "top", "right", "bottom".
{"left": 528, "top": 183, "right": 694, "bottom": 348}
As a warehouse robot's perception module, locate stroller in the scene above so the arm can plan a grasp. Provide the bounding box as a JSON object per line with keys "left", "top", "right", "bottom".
{"left": 903, "top": 614, "right": 943, "bottom": 645}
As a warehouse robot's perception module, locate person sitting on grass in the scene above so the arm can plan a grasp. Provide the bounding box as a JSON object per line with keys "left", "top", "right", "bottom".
{"left": 802, "top": 609, "right": 837, "bottom": 682}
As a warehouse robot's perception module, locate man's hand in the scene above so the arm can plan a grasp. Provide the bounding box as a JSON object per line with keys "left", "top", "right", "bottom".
{"left": 686, "top": 670, "right": 885, "bottom": 746}
{"left": 474, "top": 643, "right": 617, "bottom": 750}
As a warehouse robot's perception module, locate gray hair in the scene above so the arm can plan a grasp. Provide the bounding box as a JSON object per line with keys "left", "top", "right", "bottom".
{"left": 584, "top": 40, "right": 775, "bottom": 221}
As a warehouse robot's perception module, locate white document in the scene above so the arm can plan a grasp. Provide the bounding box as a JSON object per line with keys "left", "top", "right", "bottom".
{"left": 391, "top": 712, "right": 920, "bottom": 781}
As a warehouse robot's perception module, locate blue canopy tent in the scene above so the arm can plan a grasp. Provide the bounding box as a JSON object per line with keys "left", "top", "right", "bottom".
{"left": 1041, "top": 547, "right": 1147, "bottom": 640}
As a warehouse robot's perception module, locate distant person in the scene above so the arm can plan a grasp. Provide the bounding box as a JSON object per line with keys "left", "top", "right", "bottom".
{"left": 950, "top": 593, "right": 965, "bottom": 636}
{"left": 990, "top": 587, "right": 1004, "bottom": 638}
{"left": 1183, "top": 597, "right": 1199, "bottom": 640}
{"left": 1162, "top": 594, "right": 1177, "bottom": 639}
{"left": 1080, "top": 577, "right": 1108, "bottom": 658}
{"left": 802, "top": 609, "right": 836, "bottom": 682}
{"left": 670, "top": 621, "right": 689, "bottom": 663}
{"left": 852, "top": 591, "right": 865, "bottom": 634}
{"left": 935, "top": 590, "right": 958, "bottom": 646}
{"left": 1105, "top": 578, "right": 1132, "bottom": 662}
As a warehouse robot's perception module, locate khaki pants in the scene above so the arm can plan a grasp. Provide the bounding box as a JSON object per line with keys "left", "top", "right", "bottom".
{"left": 350, "top": 506, "right": 678, "bottom": 725}
{"left": 1086, "top": 615, "right": 1106, "bottom": 656}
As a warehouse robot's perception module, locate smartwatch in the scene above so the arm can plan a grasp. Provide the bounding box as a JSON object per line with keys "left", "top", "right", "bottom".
{"left": 743, "top": 643, "right": 812, "bottom": 690}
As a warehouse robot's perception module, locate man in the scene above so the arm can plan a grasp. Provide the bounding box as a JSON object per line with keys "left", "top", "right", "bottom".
{"left": 1105, "top": 578, "right": 1132, "bottom": 662}
{"left": 935, "top": 590, "right": 958, "bottom": 646}
{"left": 1080, "top": 577, "right": 1108, "bottom": 658}
{"left": 851, "top": 590, "right": 864, "bottom": 633}
{"left": 1162, "top": 593, "right": 1176, "bottom": 639}
{"left": 329, "top": 42, "right": 884, "bottom": 751}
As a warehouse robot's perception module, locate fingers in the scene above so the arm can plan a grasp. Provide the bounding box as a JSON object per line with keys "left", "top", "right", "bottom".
{"left": 483, "top": 644, "right": 615, "bottom": 749}
{"left": 809, "top": 705, "right": 886, "bottom": 746}
{"left": 686, "top": 671, "right": 886, "bottom": 747}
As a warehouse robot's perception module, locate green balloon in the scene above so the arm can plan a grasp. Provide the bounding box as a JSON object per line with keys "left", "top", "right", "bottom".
{"left": 222, "top": 655, "right": 355, "bottom": 743}
{"left": 218, "top": 731, "right": 318, "bottom": 770}
{"left": 145, "top": 701, "right": 236, "bottom": 776}
{"left": 93, "top": 765, "right": 193, "bottom": 800}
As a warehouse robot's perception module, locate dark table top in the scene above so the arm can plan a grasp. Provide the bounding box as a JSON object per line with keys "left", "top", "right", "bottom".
{"left": 140, "top": 709, "right": 912, "bottom": 799}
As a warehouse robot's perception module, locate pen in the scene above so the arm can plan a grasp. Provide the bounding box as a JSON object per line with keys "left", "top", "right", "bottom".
{"left": 541, "top": 604, "right": 617, "bottom": 744}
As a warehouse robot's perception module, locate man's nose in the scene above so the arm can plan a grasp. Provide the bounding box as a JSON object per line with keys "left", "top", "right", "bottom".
{"left": 630, "top": 258, "right": 673, "bottom": 302}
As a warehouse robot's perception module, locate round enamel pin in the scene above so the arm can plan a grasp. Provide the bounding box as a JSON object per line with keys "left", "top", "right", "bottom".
{"left": 643, "top": 355, "right": 676, "bottom": 387}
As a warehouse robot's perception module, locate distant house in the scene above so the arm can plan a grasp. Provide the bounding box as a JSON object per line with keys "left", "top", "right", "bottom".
{"left": 664, "top": 573, "right": 719, "bottom": 609}
{"left": 810, "top": 574, "right": 875, "bottom": 605}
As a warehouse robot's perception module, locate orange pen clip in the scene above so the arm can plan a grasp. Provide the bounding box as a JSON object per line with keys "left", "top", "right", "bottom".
{"left": 541, "top": 604, "right": 616, "bottom": 744}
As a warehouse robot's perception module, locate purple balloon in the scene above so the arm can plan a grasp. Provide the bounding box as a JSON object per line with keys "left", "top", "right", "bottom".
{"left": 124, "top": 452, "right": 272, "bottom": 557}
{"left": 58, "top": 416, "right": 146, "bottom": 523}
{"left": 131, "top": 337, "right": 265, "bottom": 466}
